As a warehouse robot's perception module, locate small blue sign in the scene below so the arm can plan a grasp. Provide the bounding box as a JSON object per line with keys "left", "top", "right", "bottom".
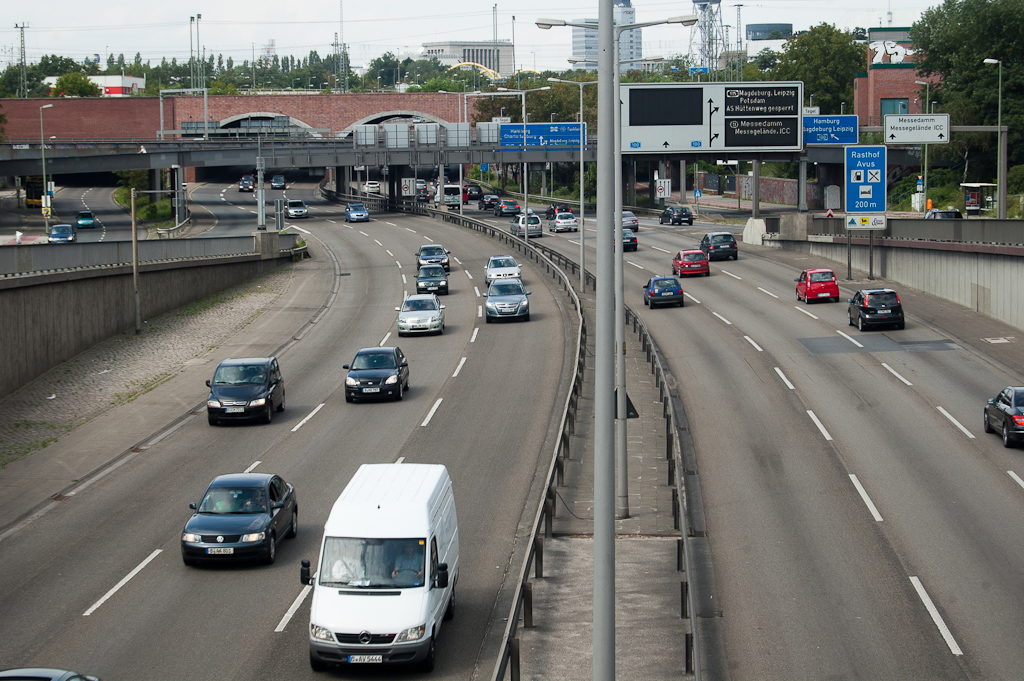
{"left": 803, "top": 115, "right": 858, "bottom": 145}
{"left": 689, "top": 67, "right": 709, "bottom": 75}
{"left": 630, "top": 141, "right": 641, "bottom": 148}
{"left": 481, "top": 163, "right": 488, "bottom": 172}
{"left": 694, "top": 189, "right": 702, "bottom": 198}
{"left": 500, "top": 123, "right": 585, "bottom": 148}
{"left": 844, "top": 145, "right": 887, "bottom": 214}
{"left": 690, "top": 140, "right": 702, "bottom": 148}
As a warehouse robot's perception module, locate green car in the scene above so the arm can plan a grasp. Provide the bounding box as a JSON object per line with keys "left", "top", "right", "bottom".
{"left": 415, "top": 264, "right": 449, "bottom": 295}
{"left": 76, "top": 210, "right": 95, "bottom": 229}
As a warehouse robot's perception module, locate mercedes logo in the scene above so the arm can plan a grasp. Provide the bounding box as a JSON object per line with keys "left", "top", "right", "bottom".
{"left": 216, "top": 536, "right": 224, "bottom": 543}
{"left": 358, "top": 631, "right": 372, "bottom": 645}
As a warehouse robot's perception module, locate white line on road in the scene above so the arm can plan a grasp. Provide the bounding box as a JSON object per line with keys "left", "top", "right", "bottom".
{"left": 359, "top": 230, "right": 369, "bottom": 236}
{"left": 290, "top": 226, "right": 311, "bottom": 234}
{"left": 937, "top": 406, "right": 975, "bottom": 438}
{"left": 627, "top": 261, "right": 645, "bottom": 270}
{"left": 465, "top": 271, "right": 473, "bottom": 280}
{"left": 291, "top": 404, "right": 325, "bottom": 432}
{"left": 471, "top": 328, "right": 479, "bottom": 343}
{"left": 721, "top": 270, "right": 742, "bottom": 280}
{"left": 795, "top": 307, "right": 819, "bottom": 319}
{"left": 474, "top": 286, "right": 481, "bottom": 297}
{"left": 807, "top": 410, "right": 833, "bottom": 441}
{"left": 712, "top": 312, "right": 732, "bottom": 325}
{"left": 774, "top": 367, "right": 795, "bottom": 390}
{"left": 453, "top": 357, "right": 467, "bottom": 377}
{"left": 386, "top": 222, "right": 397, "bottom": 226}
{"left": 882, "top": 363, "right": 913, "bottom": 386}
{"left": 405, "top": 227, "right": 417, "bottom": 233}
{"left": 243, "top": 461, "right": 262, "bottom": 474}
{"left": 275, "top": 585, "right": 312, "bottom": 632}
{"left": 651, "top": 246, "right": 671, "bottom": 253}
{"left": 395, "top": 261, "right": 402, "bottom": 269}
{"left": 403, "top": 290, "right": 407, "bottom": 299}
{"left": 453, "top": 256, "right": 463, "bottom": 265}
{"left": 684, "top": 292, "right": 701, "bottom": 304}
{"left": 836, "top": 330, "right": 864, "bottom": 348}
{"left": 568, "top": 239, "right": 580, "bottom": 245}
{"left": 909, "top": 576, "right": 963, "bottom": 655}
{"left": 757, "top": 287, "right": 779, "bottom": 299}
{"left": 346, "top": 224, "right": 353, "bottom": 229}
{"left": 421, "top": 399, "right": 443, "bottom": 427}
{"left": 386, "top": 249, "right": 394, "bottom": 257}
{"left": 395, "top": 457, "right": 405, "bottom": 464}
{"left": 326, "top": 219, "right": 336, "bottom": 224}
{"left": 849, "top": 474, "right": 884, "bottom": 521}
{"left": 743, "top": 336, "right": 763, "bottom": 352}
{"left": 83, "top": 550, "right": 162, "bottom": 616}
{"left": 402, "top": 274, "right": 407, "bottom": 284}
{"left": 1008, "top": 470, "right": 1024, "bottom": 491}
{"left": 477, "top": 305, "right": 482, "bottom": 318}
{"left": 380, "top": 332, "right": 391, "bottom": 346}
{"left": 374, "top": 239, "right": 383, "bottom": 246}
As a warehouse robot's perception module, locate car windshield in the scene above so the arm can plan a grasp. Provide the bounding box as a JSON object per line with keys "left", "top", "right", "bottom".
{"left": 489, "top": 258, "right": 517, "bottom": 268}
{"left": 403, "top": 298, "right": 439, "bottom": 311}
{"left": 556, "top": 213, "right": 574, "bottom": 220}
{"left": 712, "top": 234, "right": 734, "bottom": 243}
{"left": 682, "top": 252, "right": 705, "bottom": 262}
{"left": 651, "top": 278, "right": 680, "bottom": 289}
{"left": 351, "top": 352, "right": 397, "bottom": 370}
{"left": 1014, "top": 389, "right": 1024, "bottom": 406}
{"left": 419, "top": 266, "right": 445, "bottom": 278}
{"left": 52, "top": 225, "right": 72, "bottom": 234}
{"left": 348, "top": 203, "right": 365, "bottom": 210}
{"left": 525, "top": 216, "right": 540, "bottom": 225}
{"left": 198, "top": 486, "right": 268, "bottom": 514}
{"left": 420, "top": 247, "right": 445, "bottom": 257}
{"left": 319, "top": 537, "right": 426, "bottom": 588}
{"left": 623, "top": 229, "right": 635, "bottom": 237}
{"left": 212, "top": 364, "right": 268, "bottom": 385}
{"left": 865, "top": 292, "right": 899, "bottom": 307}
{"left": 78, "top": 211, "right": 93, "bottom": 219}
{"left": 810, "top": 272, "right": 834, "bottom": 282}
{"left": 288, "top": 200, "right": 304, "bottom": 208}
{"left": 490, "top": 282, "right": 524, "bottom": 296}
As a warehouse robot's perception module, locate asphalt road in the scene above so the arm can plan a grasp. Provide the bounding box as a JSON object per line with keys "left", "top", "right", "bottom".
{"left": 0, "top": 187, "right": 577, "bottom": 679}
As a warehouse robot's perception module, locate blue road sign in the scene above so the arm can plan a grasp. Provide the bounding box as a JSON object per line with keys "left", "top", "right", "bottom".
{"left": 804, "top": 115, "right": 858, "bottom": 145}
{"left": 500, "top": 123, "right": 585, "bottom": 148}
{"left": 844, "top": 145, "right": 887, "bottom": 214}
{"left": 689, "top": 67, "right": 709, "bottom": 75}
{"left": 480, "top": 163, "right": 489, "bottom": 172}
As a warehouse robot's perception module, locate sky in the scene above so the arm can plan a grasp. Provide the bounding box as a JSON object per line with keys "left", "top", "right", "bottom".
{"left": 2, "top": 0, "right": 943, "bottom": 75}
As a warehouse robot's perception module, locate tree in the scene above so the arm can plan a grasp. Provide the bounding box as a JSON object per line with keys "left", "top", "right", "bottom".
{"left": 366, "top": 52, "right": 401, "bottom": 88}
{"left": 770, "top": 23, "right": 863, "bottom": 114}
{"left": 51, "top": 72, "right": 100, "bottom": 97}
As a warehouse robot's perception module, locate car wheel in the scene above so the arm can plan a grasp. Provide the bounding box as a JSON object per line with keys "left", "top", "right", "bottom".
{"left": 524, "top": 312, "right": 531, "bottom": 322}
{"left": 437, "top": 324, "right": 444, "bottom": 335}
{"left": 265, "top": 533, "right": 277, "bottom": 565}
{"left": 345, "top": 393, "right": 353, "bottom": 403}
{"left": 1004, "top": 422, "right": 1014, "bottom": 448}
{"left": 643, "top": 296, "right": 649, "bottom": 306}
{"left": 310, "top": 651, "right": 329, "bottom": 673}
{"left": 264, "top": 405, "right": 273, "bottom": 424}
{"left": 207, "top": 414, "right": 218, "bottom": 426}
{"left": 485, "top": 316, "right": 492, "bottom": 323}
{"left": 421, "top": 634, "right": 436, "bottom": 673}
{"left": 848, "top": 311, "right": 855, "bottom": 327}
{"left": 984, "top": 410, "right": 992, "bottom": 433}
{"left": 396, "top": 382, "right": 404, "bottom": 401}
{"left": 659, "top": 216, "right": 664, "bottom": 224}
{"left": 797, "top": 290, "right": 802, "bottom": 301}
{"left": 804, "top": 293, "right": 811, "bottom": 305}
{"left": 858, "top": 315, "right": 866, "bottom": 332}
{"left": 733, "top": 253, "right": 739, "bottom": 260}
{"left": 444, "top": 586, "right": 455, "bottom": 621}
{"left": 277, "top": 391, "right": 286, "bottom": 412}
{"left": 897, "top": 321, "right": 906, "bottom": 330}
{"left": 397, "top": 331, "right": 405, "bottom": 337}
{"left": 288, "top": 508, "right": 298, "bottom": 538}
{"left": 182, "top": 555, "right": 196, "bottom": 567}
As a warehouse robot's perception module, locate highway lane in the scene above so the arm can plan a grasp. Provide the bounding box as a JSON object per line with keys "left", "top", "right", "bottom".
{"left": 0, "top": 195, "right": 575, "bottom": 678}
{"left": 537, "top": 216, "right": 1024, "bottom": 678}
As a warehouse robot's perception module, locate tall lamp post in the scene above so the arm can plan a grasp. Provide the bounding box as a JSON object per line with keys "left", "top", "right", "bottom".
{"left": 497, "top": 85, "right": 551, "bottom": 243}
{"left": 548, "top": 76, "right": 598, "bottom": 290}
{"left": 39, "top": 103, "right": 53, "bottom": 232}
{"left": 915, "top": 80, "right": 930, "bottom": 212}
{"left": 984, "top": 58, "right": 1005, "bottom": 219}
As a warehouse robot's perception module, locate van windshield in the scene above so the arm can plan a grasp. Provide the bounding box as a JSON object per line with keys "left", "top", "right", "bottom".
{"left": 319, "top": 537, "right": 426, "bottom": 588}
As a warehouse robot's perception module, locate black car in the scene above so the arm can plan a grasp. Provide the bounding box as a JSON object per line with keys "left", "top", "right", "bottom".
{"left": 924, "top": 208, "right": 963, "bottom": 219}
{"left": 700, "top": 231, "right": 738, "bottom": 261}
{"left": 180, "top": 473, "right": 298, "bottom": 566}
{"left": 465, "top": 185, "right": 484, "bottom": 202}
{"left": 847, "top": 288, "right": 905, "bottom": 331}
{"left": 206, "top": 357, "right": 285, "bottom": 425}
{"left": 270, "top": 175, "right": 286, "bottom": 189}
{"left": 479, "top": 194, "right": 500, "bottom": 211}
{"left": 416, "top": 188, "right": 431, "bottom": 203}
{"left": 621, "top": 228, "right": 638, "bottom": 252}
{"left": 544, "top": 202, "right": 573, "bottom": 220}
{"left": 415, "top": 244, "right": 451, "bottom": 272}
{"left": 984, "top": 386, "right": 1024, "bottom": 448}
{"left": 416, "top": 264, "right": 449, "bottom": 295}
{"left": 659, "top": 206, "right": 694, "bottom": 225}
{"left": 343, "top": 346, "right": 410, "bottom": 402}
{"left": 239, "top": 175, "right": 255, "bottom": 192}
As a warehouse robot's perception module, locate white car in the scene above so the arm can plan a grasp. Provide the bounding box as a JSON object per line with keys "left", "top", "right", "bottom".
{"left": 395, "top": 294, "right": 446, "bottom": 336}
{"left": 549, "top": 212, "right": 579, "bottom": 233}
{"left": 285, "top": 199, "right": 308, "bottom": 218}
{"left": 510, "top": 214, "right": 543, "bottom": 238}
{"left": 363, "top": 181, "right": 381, "bottom": 193}
{"left": 484, "top": 255, "right": 522, "bottom": 285}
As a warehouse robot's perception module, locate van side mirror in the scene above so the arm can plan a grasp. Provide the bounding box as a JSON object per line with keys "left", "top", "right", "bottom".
{"left": 435, "top": 562, "right": 449, "bottom": 589}
{"left": 300, "top": 559, "right": 313, "bottom": 586}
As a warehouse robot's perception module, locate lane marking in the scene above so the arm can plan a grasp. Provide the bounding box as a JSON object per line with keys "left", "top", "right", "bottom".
{"left": 1008, "top": 471, "right": 1024, "bottom": 491}
{"left": 275, "top": 585, "right": 312, "bottom": 633}
{"left": 402, "top": 274, "right": 407, "bottom": 284}
{"left": 684, "top": 292, "right": 701, "bottom": 304}
{"left": 743, "top": 336, "right": 763, "bottom": 352}
{"left": 712, "top": 312, "right": 732, "bottom": 325}
{"left": 326, "top": 219, "right": 336, "bottom": 224}
{"left": 405, "top": 228, "right": 417, "bottom": 233}
{"left": 243, "top": 461, "right": 262, "bottom": 474}
{"left": 380, "top": 332, "right": 391, "bottom": 347}
{"left": 386, "top": 222, "right": 397, "bottom": 227}
{"left": 395, "top": 457, "right": 405, "bottom": 464}
{"left": 290, "top": 226, "right": 310, "bottom": 234}
{"left": 937, "top": 406, "right": 975, "bottom": 439}
{"left": 421, "top": 399, "right": 443, "bottom": 427}
{"left": 568, "top": 239, "right": 580, "bottom": 245}
{"left": 359, "top": 230, "right": 369, "bottom": 236}
{"left": 374, "top": 239, "right": 383, "bottom": 246}
{"left": 477, "top": 305, "right": 483, "bottom": 318}
{"left": 465, "top": 271, "right": 473, "bottom": 280}
{"left": 722, "top": 270, "right": 742, "bottom": 280}
{"left": 807, "top": 410, "right": 833, "bottom": 441}
{"left": 453, "top": 256, "right": 463, "bottom": 265}
{"left": 471, "top": 328, "right": 479, "bottom": 343}
{"left": 453, "top": 357, "right": 467, "bottom": 377}
{"left": 882, "top": 363, "right": 913, "bottom": 386}
{"left": 395, "top": 261, "right": 402, "bottom": 269}
{"left": 291, "top": 404, "right": 325, "bottom": 432}
{"left": 474, "top": 286, "right": 481, "bottom": 298}
{"left": 386, "top": 249, "right": 394, "bottom": 257}
{"left": 774, "top": 367, "right": 795, "bottom": 390}
{"left": 758, "top": 287, "right": 779, "bottom": 299}
{"left": 651, "top": 246, "right": 671, "bottom": 254}
{"left": 795, "top": 306, "right": 819, "bottom": 319}
{"left": 849, "top": 474, "right": 884, "bottom": 521}
{"left": 83, "top": 550, "right": 162, "bottom": 616}
{"left": 346, "top": 225, "right": 353, "bottom": 230}
{"left": 836, "top": 330, "right": 864, "bottom": 348}
{"left": 627, "top": 261, "right": 645, "bottom": 270}
{"left": 909, "top": 576, "right": 963, "bottom": 655}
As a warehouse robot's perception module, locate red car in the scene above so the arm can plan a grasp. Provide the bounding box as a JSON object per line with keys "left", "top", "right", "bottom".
{"left": 672, "top": 249, "right": 709, "bottom": 277}
{"left": 795, "top": 268, "right": 840, "bottom": 303}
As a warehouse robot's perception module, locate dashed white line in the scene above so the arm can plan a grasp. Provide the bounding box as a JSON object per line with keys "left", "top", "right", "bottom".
{"left": 743, "top": 336, "right": 763, "bottom": 352}
{"left": 346, "top": 224, "right": 353, "bottom": 229}
{"left": 386, "top": 249, "right": 394, "bottom": 257}
{"left": 795, "top": 307, "right": 819, "bottom": 319}
{"left": 758, "top": 287, "right": 779, "bottom": 299}
{"left": 627, "top": 261, "right": 645, "bottom": 270}
{"left": 937, "top": 406, "right": 975, "bottom": 438}
{"left": 474, "top": 286, "right": 481, "bottom": 297}
{"left": 453, "top": 256, "right": 463, "bottom": 265}
{"left": 290, "top": 226, "right": 310, "bottom": 234}
{"left": 721, "top": 270, "right": 742, "bottom": 280}
{"left": 471, "top": 328, "right": 479, "bottom": 343}
{"left": 359, "top": 230, "right": 369, "bottom": 236}
{"left": 712, "top": 312, "right": 732, "bottom": 325}
{"left": 836, "top": 330, "right": 864, "bottom": 348}
{"left": 291, "top": 404, "right": 325, "bottom": 432}
{"left": 386, "top": 222, "right": 397, "bottom": 226}
{"left": 477, "top": 305, "right": 483, "bottom": 318}
{"left": 374, "top": 239, "right": 383, "bottom": 246}
{"left": 465, "top": 271, "right": 473, "bottom": 280}
{"left": 651, "top": 246, "right": 671, "bottom": 254}
{"left": 421, "top": 399, "right": 443, "bottom": 427}
{"left": 402, "top": 274, "right": 407, "bottom": 284}
{"left": 909, "top": 576, "right": 963, "bottom": 655}
{"left": 774, "top": 367, "right": 795, "bottom": 390}
{"left": 453, "top": 357, "right": 467, "bottom": 377}
{"left": 243, "top": 460, "right": 262, "bottom": 474}
{"left": 395, "top": 457, "right": 405, "bottom": 464}
{"left": 395, "top": 261, "right": 402, "bottom": 269}
{"left": 83, "top": 550, "right": 162, "bottom": 616}
{"left": 849, "top": 474, "right": 884, "bottom": 521}
{"left": 807, "top": 410, "right": 833, "bottom": 441}
{"left": 275, "top": 586, "right": 312, "bottom": 632}
{"left": 405, "top": 228, "right": 417, "bottom": 233}
{"left": 1008, "top": 470, "right": 1024, "bottom": 491}
{"left": 684, "top": 292, "right": 701, "bottom": 304}
{"left": 380, "top": 332, "right": 391, "bottom": 346}
{"left": 882, "top": 363, "right": 913, "bottom": 386}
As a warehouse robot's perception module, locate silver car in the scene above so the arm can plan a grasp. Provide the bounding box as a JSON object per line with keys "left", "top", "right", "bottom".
{"left": 549, "top": 212, "right": 579, "bottom": 233}
{"left": 510, "top": 214, "right": 543, "bottom": 238}
{"left": 621, "top": 210, "right": 639, "bottom": 231}
{"left": 396, "top": 294, "right": 446, "bottom": 336}
{"left": 484, "top": 255, "right": 522, "bottom": 285}
{"left": 484, "top": 278, "right": 531, "bottom": 323}
{"left": 286, "top": 199, "right": 308, "bottom": 218}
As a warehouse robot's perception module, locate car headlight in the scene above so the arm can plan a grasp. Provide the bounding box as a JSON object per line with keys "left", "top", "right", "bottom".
{"left": 248, "top": 398, "right": 266, "bottom": 407}
{"left": 384, "top": 375, "right": 398, "bottom": 385}
{"left": 394, "top": 624, "right": 426, "bottom": 643}
{"left": 207, "top": 399, "right": 221, "bottom": 408}
{"left": 519, "top": 299, "right": 530, "bottom": 309}
{"left": 345, "top": 376, "right": 359, "bottom": 386}
{"left": 182, "top": 532, "right": 202, "bottom": 543}
{"left": 241, "top": 532, "right": 265, "bottom": 543}
{"left": 430, "top": 315, "right": 441, "bottom": 323}
{"left": 310, "top": 624, "right": 334, "bottom": 642}
{"left": 485, "top": 301, "right": 497, "bottom": 310}
{"left": 439, "top": 280, "right": 447, "bottom": 285}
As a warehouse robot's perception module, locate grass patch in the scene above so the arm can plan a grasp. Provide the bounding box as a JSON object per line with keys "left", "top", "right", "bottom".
{"left": 110, "top": 372, "right": 175, "bottom": 406}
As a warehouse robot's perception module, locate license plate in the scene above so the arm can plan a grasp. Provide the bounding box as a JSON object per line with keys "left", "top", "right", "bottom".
{"left": 348, "top": 655, "right": 382, "bottom": 664}
{"left": 817, "top": 292, "right": 830, "bottom": 297}
{"left": 225, "top": 407, "right": 245, "bottom": 413}
{"left": 207, "top": 547, "right": 234, "bottom": 555}
{"left": 661, "top": 292, "right": 673, "bottom": 296}
{"left": 414, "top": 325, "right": 427, "bottom": 329}
{"left": 426, "top": 286, "right": 437, "bottom": 290}
{"left": 362, "top": 387, "right": 380, "bottom": 393}
{"left": 877, "top": 309, "right": 890, "bottom": 314}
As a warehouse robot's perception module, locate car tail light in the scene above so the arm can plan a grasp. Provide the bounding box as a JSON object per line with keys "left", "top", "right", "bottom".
{"left": 677, "top": 288, "right": 683, "bottom": 294}
{"left": 1013, "top": 415, "right": 1024, "bottom": 427}
{"left": 895, "top": 294, "right": 901, "bottom": 305}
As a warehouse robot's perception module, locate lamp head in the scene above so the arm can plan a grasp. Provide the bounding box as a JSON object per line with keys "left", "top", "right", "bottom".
{"left": 983, "top": 58, "right": 1000, "bottom": 64}
{"left": 669, "top": 15, "right": 699, "bottom": 26}
{"left": 914, "top": 80, "right": 928, "bottom": 86}
{"left": 40, "top": 104, "right": 54, "bottom": 110}
{"left": 536, "top": 18, "right": 564, "bottom": 30}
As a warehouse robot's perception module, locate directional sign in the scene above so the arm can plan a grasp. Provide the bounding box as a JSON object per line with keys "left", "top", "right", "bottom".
{"left": 656, "top": 179, "right": 671, "bottom": 199}
{"left": 492, "top": 116, "right": 512, "bottom": 124}
{"left": 845, "top": 145, "right": 887, "bottom": 214}
{"left": 883, "top": 114, "right": 950, "bottom": 144}
{"left": 401, "top": 177, "right": 415, "bottom": 196}
{"left": 804, "top": 115, "right": 859, "bottom": 145}
{"left": 689, "top": 67, "right": 709, "bottom": 75}
{"left": 803, "top": 106, "right": 820, "bottom": 116}
{"left": 621, "top": 81, "right": 803, "bottom": 153}
{"left": 500, "top": 122, "right": 585, "bottom": 148}
{"left": 845, "top": 215, "right": 887, "bottom": 230}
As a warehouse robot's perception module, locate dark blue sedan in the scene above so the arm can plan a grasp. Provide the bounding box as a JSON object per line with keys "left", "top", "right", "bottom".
{"left": 343, "top": 346, "right": 410, "bottom": 402}
{"left": 643, "top": 276, "right": 685, "bottom": 309}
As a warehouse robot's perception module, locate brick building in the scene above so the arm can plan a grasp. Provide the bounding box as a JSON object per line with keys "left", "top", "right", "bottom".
{"left": 853, "top": 26, "right": 940, "bottom": 126}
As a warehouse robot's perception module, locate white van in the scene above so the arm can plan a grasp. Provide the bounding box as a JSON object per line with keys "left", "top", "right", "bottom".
{"left": 301, "top": 463, "right": 458, "bottom": 672}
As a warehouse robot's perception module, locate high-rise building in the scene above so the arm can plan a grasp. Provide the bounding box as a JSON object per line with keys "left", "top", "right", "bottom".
{"left": 421, "top": 40, "right": 511, "bottom": 77}
{"left": 571, "top": 1, "right": 641, "bottom": 73}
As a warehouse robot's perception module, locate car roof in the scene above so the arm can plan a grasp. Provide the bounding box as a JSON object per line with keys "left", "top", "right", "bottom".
{"left": 216, "top": 357, "right": 274, "bottom": 367}
{"left": 355, "top": 346, "right": 398, "bottom": 355}
{"left": 208, "top": 472, "right": 274, "bottom": 487}
{"left": 419, "top": 243, "right": 445, "bottom": 250}
{"left": 488, "top": 255, "right": 516, "bottom": 261}
{"left": 804, "top": 267, "right": 835, "bottom": 273}
{"left": 677, "top": 249, "right": 704, "bottom": 255}
{"left": 857, "top": 287, "right": 897, "bottom": 294}
{"left": 489, "top": 277, "right": 523, "bottom": 285}
{"left": 405, "top": 293, "right": 437, "bottom": 301}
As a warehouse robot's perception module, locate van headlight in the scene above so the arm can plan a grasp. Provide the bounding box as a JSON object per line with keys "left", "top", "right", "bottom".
{"left": 394, "top": 624, "right": 426, "bottom": 643}
{"left": 310, "top": 624, "right": 334, "bottom": 642}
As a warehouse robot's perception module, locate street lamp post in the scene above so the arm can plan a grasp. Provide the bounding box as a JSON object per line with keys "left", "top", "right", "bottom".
{"left": 915, "top": 80, "right": 930, "bottom": 212}
{"left": 548, "top": 77, "right": 599, "bottom": 290}
{"left": 39, "top": 103, "right": 53, "bottom": 232}
{"left": 497, "top": 85, "right": 551, "bottom": 244}
{"left": 984, "top": 58, "right": 1005, "bottom": 219}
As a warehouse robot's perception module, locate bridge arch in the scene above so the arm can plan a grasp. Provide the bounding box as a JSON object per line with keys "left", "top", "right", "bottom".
{"left": 347, "top": 109, "right": 450, "bottom": 127}
{"left": 218, "top": 111, "right": 322, "bottom": 136}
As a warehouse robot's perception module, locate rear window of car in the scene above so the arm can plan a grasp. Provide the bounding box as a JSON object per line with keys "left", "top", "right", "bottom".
{"left": 711, "top": 234, "right": 735, "bottom": 244}
{"left": 1014, "top": 389, "right": 1024, "bottom": 406}
{"left": 652, "top": 278, "right": 680, "bottom": 289}
{"left": 623, "top": 212, "right": 637, "bottom": 219}
{"left": 809, "top": 271, "right": 834, "bottom": 282}
{"left": 556, "top": 213, "right": 574, "bottom": 220}
{"left": 865, "top": 292, "right": 899, "bottom": 307}
{"left": 526, "top": 216, "right": 540, "bottom": 225}
{"left": 681, "top": 252, "right": 705, "bottom": 262}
